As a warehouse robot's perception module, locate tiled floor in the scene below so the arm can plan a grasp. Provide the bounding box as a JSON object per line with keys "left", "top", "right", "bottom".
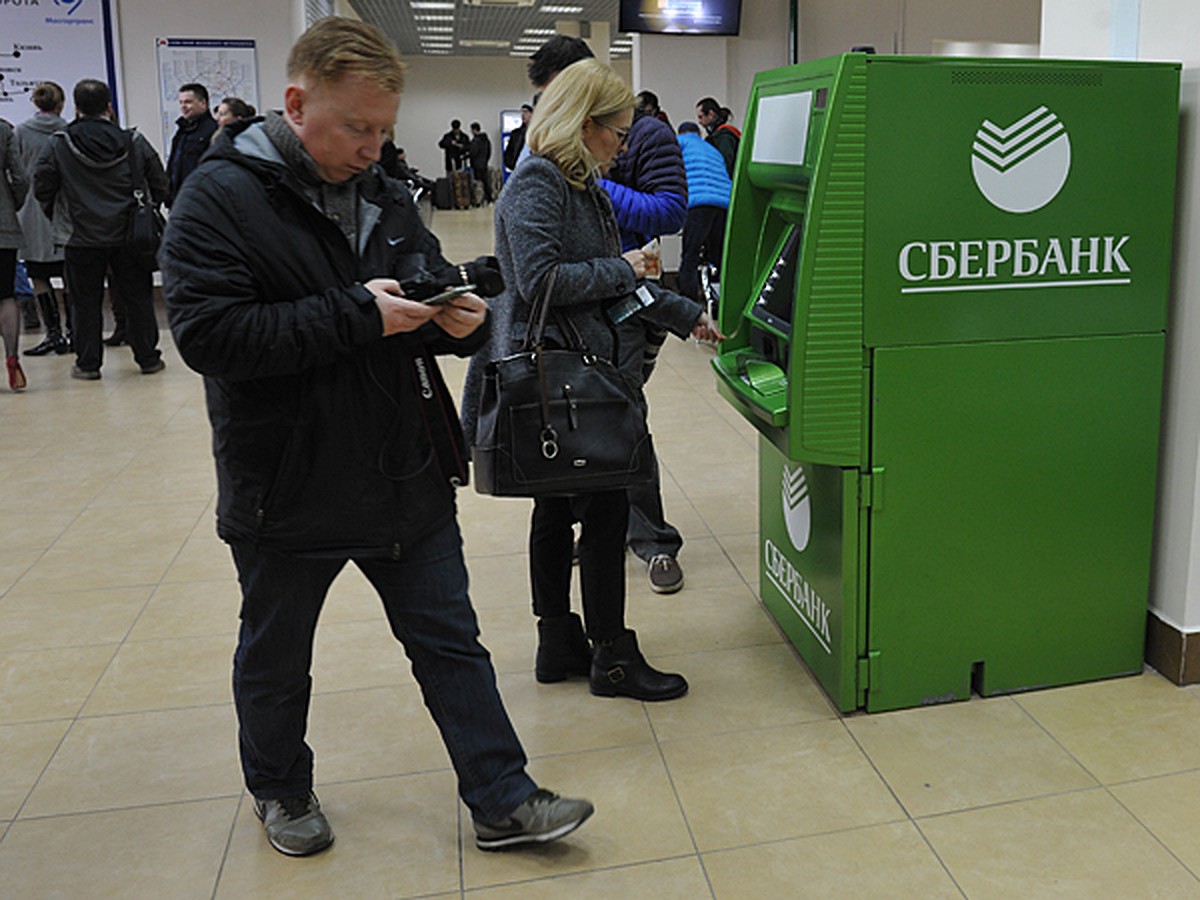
{"left": 2, "top": 206, "right": 1199, "bottom": 898}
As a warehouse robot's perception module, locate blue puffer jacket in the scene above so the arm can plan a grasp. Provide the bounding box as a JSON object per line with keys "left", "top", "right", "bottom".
{"left": 678, "top": 132, "right": 732, "bottom": 210}
{"left": 599, "top": 112, "right": 687, "bottom": 251}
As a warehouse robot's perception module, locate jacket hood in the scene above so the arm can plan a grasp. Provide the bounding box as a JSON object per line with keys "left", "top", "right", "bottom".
{"left": 64, "top": 117, "right": 128, "bottom": 168}
{"left": 22, "top": 113, "right": 67, "bottom": 136}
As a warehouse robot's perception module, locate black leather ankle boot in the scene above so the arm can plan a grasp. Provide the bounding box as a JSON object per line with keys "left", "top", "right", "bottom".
{"left": 24, "top": 293, "right": 68, "bottom": 357}
{"left": 535, "top": 613, "right": 592, "bottom": 683}
{"left": 590, "top": 630, "right": 688, "bottom": 701}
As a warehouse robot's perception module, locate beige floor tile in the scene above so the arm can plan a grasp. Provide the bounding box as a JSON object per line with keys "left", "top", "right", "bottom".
{"left": 918, "top": 789, "right": 1200, "bottom": 898}
{"left": 0, "top": 798, "right": 236, "bottom": 899}
{"left": 705, "top": 822, "right": 961, "bottom": 899}
{"left": 0, "top": 546, "right": 46, "bottom": 597}
{"left": 0, "top": 720, "right": 71, "bottom": 820}
{"left": 471, "top": 856, "right": 712, "bottom": 898}
{"left": 0, "top": 644, "right": 115, "bottom": 724}
{"left": 462, "top": 745, "right": 694, "bottom": 888}
{"left": 662, "top": 720, "right": 903, "bottom": 852}
{"left": 310, "top": 619, "right": 417, "bottom": 692}
{"left": 15, "top": 535, "right": 189, "bottom": 594}
{"left": 475, "top": 602, "right": 539, "bottom": 676}
{"left": 89, "top": 458, "right": 216, "bottom": 507}
{"left": 625, "top": 582, "right": 782, "bottom": 660}
{"left": 645, "top": 644, "right": 836, "bottom": 742}
{"left": 464, "top": 552, "right": 530, "bottom": 611}
{"left": 1111, "top": 771, "right": 1200, "bottom": 874}
{"left": 307, "top": 685, "right": 452, "bottom": 783}
{"left": 127, "top": 580, "right": 240, "bottom": 641}
{"left": 716, "top": 531, "right": 761, "bottom": 586}
{"left": 0, "top": 508, "right": 81, "bottom": 552}
{"left": 460, "top": 494, "right": 536, "bottom": 557}
{"left": 22, "top": 705, "right": 242, "bottom": 817}
{"left": 494, "top": 671, "right": 656, "bottom": 757}
{"left": 82, "top": 633, "right": 236, "bottom": 716}
{"left": 321, "top": 564, "right": 393, "bottom": 625}
{"left": 1014, "top": 671, "right": 1200, "bottom": 783}
{"left": 0, "top": 585, "right": 151, "bottom": 653}
{"left": 845, "top": 695, "right": 1098, "bottom": 817}
{"left": 217, "top": 773, "right": 462, "bottom": 898}
{"left": 159, "top": 527, "right": 238, "bottom": 583}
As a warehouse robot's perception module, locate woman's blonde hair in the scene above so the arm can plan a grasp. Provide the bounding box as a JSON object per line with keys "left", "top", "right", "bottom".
{"left": 527, "top": 59, "right": 636, "bottom": 189}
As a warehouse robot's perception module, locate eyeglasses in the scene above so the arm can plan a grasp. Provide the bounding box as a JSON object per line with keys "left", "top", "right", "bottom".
{"left": 597, "top": 121, "right": 630, "bottom": 143}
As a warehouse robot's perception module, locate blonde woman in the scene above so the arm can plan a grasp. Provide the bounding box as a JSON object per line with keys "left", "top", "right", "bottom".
{"left": 464, "top": 59, "right": 715, "bottom": 701}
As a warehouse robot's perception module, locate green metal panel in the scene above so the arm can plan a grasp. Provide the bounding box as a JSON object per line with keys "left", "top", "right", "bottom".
{"left": 758, "top": 437, "right": 862, "bottom": 712}
{"left": 865, "top": 335, "right": 1162, "bottom": 712}
{"left": 864, "top": 57, "right": 1180, "bottom": 347}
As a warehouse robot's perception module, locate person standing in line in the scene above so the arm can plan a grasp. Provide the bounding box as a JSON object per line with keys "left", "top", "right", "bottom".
{"left": 695, "top": 96, "right": 741, "bottom": 178}
{"left": 438, "top": 118, "right": 470, "bottom": 172}
{"left": 32, "top": 79, "right": 167, "bottom": 381}
{"left": 463, "top": 59, "right": 718, "bottom": 702}
{"left": 166, "top": 82, "right": 218, "bottom": 206}
{"left": 468, "top": 122, "right": 493, "bottom": 203}
{"left": 15, "top": 82, "right": 71, "bottom": 358}
{"left": 675, "top": 121, "right": 731, "bottom": 307}
{"left": 214, "top": 97, "right": 256, "bottom": 131}
{"left": 0, "top": 115, "right": 30, "bottom": 390}
{"left": 160, "top": 17, "right": 592, "bottom": 859}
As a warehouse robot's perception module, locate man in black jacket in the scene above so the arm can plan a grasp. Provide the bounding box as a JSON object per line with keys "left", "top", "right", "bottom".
{"left": 467, "top": 121, "right": 492, "bottom": 203}
{"left": 33, "top": 78, "right": 167, "bottom": 379}
{"left": 165, "top": 82, "right": 218, "bottom": 207}
{"left": 160, "top": 17, "right": 591, "bottom": 860}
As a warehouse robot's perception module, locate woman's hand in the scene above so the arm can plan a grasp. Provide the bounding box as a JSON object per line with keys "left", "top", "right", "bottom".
{"left": 622, "top": 248, "right": 647, "bottom": 280}
{"left": 432, "top": 291, "right": 488, "bottom": 339}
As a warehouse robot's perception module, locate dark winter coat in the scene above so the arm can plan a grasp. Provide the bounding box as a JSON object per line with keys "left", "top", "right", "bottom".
{"left": 33, "top": 116, "right": 167, "bottom": 248}
{"left": 166, "top": 113, "right": 218, "bottom": 206}
{"left": 598, "top": 112, "right": 687, "bottom": 251}
{"left": 161, "top": 119, "right": 485, "bottom": 556}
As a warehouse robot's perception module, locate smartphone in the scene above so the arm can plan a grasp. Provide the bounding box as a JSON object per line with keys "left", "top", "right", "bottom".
{"left": 422, "top": 284, "right": 477, "bottom": 306}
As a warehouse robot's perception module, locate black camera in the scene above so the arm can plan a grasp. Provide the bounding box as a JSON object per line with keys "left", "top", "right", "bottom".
{"left": 400, "top": 255, "right": 504, "bottom": 302}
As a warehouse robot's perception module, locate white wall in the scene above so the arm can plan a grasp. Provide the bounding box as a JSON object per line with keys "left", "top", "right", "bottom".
{"left": 1043, "top": 0, "right": 1200, "bottom": 635}
{"left": 799, "top": 0, "right": 1041, "bottom": 61}
{"left": 115, "top": 0, "right": 300, "bottom": 161}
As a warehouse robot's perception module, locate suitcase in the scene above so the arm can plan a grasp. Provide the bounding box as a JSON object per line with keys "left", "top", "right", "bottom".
{"left": 452, "top": 170, "right": 474, "bottom": 209}
{"left": 433, "top": 177, "right": 454, "bottom": 210}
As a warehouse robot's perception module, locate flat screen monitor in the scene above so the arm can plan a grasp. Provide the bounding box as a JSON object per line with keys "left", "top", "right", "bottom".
{"left": 748, "top": 224, "right": 801, "bottom": 336}
{"left": 618, "top": 0, "right": 742, "bottom": 36}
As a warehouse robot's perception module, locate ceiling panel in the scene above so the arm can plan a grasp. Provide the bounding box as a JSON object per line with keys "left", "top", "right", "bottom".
{"left": 347, "top": 0, "right": 630, "bottom": 59}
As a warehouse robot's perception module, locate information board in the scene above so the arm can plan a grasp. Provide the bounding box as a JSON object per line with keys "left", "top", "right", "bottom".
{"left": 155, "top": 37, "right": 258, "bottom": 152}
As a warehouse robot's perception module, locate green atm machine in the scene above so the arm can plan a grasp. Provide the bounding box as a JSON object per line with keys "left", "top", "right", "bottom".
{"left": 714, "top": 54, "right": 1180, "bottom": 713}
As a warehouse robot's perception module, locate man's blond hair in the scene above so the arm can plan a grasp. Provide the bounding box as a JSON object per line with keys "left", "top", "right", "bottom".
{"left": 287, "top": 17, "right": 406, "bottom": 93}
{"left": 527, "top": 59, "right": 635, "bottom": 189}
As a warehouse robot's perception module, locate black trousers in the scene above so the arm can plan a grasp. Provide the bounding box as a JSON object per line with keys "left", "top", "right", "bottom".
{"left": 678, "top": 205, "right": 728, "bottom": 304}
{"left": 472, "top": 165, "right": 493, "bottom": 202}
{"left": 64, "top": 245, "right": 161, "bottom": 373}
{"left": 529, "top": 489, "right": 628, "bottom": 642}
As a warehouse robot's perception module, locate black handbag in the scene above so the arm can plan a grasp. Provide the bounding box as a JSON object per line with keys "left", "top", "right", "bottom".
{"left": 473, "top": 269, "right": 655, "bottom": 497}
{"left": 123, "top": 131, "right": 164, "bottom": 271}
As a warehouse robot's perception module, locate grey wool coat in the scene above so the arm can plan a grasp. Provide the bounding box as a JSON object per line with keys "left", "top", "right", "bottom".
{"left": 14, "top": 111, "right": 68, "bottom": 261}
{"left": 0, "top": 119, "right": 30, "bottom": 250}
{"left": 461, "top": 154, "right": 702, "bottom": 445}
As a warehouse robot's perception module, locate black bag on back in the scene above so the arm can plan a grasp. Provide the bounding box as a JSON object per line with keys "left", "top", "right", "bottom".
{"left": 472, "top": 269, "right": 655, "bottom": 497}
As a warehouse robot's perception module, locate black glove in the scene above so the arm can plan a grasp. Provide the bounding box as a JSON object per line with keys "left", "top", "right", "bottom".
{"left": 401, "top": 256, "right": 504, "bottom": 301}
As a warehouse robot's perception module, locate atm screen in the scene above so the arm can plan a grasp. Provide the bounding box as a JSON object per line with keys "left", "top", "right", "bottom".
{"left": 748, "top": 224, "right": 801, "bottom": 336}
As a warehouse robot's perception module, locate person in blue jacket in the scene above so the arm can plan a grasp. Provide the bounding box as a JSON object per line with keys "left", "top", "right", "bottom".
{"left": 676, "top": 121, "right": 732, "bottom": 305}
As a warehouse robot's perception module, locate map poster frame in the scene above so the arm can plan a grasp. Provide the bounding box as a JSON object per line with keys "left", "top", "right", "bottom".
{"left": 156, "top": 37, "right": 258, "bottom": 154}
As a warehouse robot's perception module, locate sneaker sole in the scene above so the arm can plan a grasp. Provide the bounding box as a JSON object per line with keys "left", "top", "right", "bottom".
{"left": 474, "top": 806, "right": 594, "bottom": 851}
{"left": 649, "top": 574, "right": 684, "bottom": 594}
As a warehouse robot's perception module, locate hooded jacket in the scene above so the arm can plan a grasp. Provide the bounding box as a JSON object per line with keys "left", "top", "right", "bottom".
{"left": 678, "top": 132, "right": 732, "bottom": 210}
{"left": 14, "top": 111, "right": 68, "bottom": 261}
{"left": 33, "top": 116, "right": 167, "bottom": 248}
{"left": 161, "top": 118, "right": 486, "bottom": 556}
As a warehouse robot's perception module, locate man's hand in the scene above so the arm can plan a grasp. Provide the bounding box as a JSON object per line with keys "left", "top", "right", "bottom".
{"left": 366, "top": 278, "right": 439, "bottom": 336}
{"left": 431, "top": 291, "right": 488, "bottom": 339}
{"left": 621, "top": 248, "right": 648, "bottom": 280}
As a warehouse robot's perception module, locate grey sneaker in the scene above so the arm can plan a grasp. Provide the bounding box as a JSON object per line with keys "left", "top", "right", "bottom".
{"left": 474, "top": 788, "right": 594, "bottom": 851}
{"left": 647, "top": 554, "right": 684, "bottom": 594}
{"left": 253, "top": 791, "right": 335, "bottom": 857}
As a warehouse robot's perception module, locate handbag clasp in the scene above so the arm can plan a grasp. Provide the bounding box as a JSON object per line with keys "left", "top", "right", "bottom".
{"left": 541, "top": 426, "right": 559, "bottom": 459}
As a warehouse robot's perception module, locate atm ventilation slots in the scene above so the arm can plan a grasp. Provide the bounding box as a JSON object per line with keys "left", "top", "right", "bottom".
{"left": 950, "top": 70, "right": 1103, "bottom": 88}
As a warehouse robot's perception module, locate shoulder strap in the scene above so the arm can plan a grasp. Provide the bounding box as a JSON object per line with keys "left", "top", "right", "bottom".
{"left": 124, "top": 130, "right": 148, "bottom": 196}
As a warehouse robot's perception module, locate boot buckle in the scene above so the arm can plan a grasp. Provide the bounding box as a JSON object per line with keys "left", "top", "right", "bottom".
{"left": 604, "top": 665, "right": 626, "bottom": 684}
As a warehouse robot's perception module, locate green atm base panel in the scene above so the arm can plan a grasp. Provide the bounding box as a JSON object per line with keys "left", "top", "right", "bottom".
{"left": 758, "top": 334, "right": 1159, "bottom": 713}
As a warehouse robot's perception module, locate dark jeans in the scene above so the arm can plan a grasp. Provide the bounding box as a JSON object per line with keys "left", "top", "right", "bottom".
{"left": 678, "top": 205, "right": 728, "bottom": 303}
{"left": 530, "top": 489, "right": 628, "bottom": 642}
{"left": 229, "top": 520, "right": 536, "bottom": 822}
{"left": 626, "top": 450, "right": 683, "bottom": 562}
{"left": 63, "top": 245, "right": 160, "bottom": 373}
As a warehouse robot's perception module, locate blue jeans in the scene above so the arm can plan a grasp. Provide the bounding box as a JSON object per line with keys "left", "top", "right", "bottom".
{"left": 230, "top": 520, "right": 536, "bottom": 822}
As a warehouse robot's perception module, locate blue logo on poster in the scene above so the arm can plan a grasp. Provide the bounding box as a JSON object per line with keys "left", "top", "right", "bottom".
{"left": 55, "top": 0, "right": 86, "bottom": 15}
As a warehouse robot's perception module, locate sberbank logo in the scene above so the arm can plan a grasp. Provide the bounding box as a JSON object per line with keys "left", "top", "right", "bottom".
{"left": 782, "top": 464, "right": 811, "bottom": 553}
{"left": 971, "top": 106, "right": 1071, "bottom": 214}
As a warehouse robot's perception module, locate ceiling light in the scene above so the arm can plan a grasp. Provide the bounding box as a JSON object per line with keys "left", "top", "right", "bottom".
{"left": 460, "top": 39, "right": 512, "bottom": 48}
{"left": 414, "top": 14, "right": 454, "bottom": 20}
{"left": 540, "top": 4, "right": 583, "bottom": 12}
{"left": 523, "top": 28, "right": 557, "bottom": 35}
{"left": 411, "top": 2, "right": 454, "bottom": 8}
{"left": 419, "top": 25, "right": 454, "bottom": 32}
